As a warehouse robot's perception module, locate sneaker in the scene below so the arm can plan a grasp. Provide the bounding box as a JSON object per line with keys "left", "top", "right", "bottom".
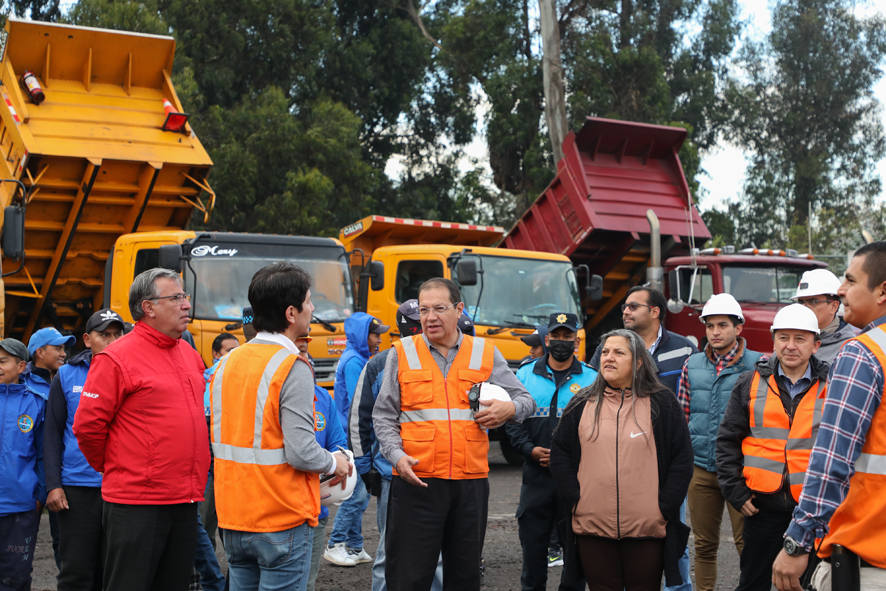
{"left": 324, "top": 543, "right": 357, "bottom": 567}
{"left": 547, "top": 548, "right": 564, "bottom": 568}
{"left": 346, "top": 546, "right": 373, "bottom": 564}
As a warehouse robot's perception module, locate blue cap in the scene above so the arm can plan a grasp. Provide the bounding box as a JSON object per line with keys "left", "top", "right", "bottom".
{"left": 28, "top": 327, "right": 76, "bottom": 355}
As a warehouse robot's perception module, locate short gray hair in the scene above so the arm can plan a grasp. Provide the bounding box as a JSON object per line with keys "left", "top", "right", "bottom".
{"left": 129, "top": 268, "right": 183, "bottom": 321}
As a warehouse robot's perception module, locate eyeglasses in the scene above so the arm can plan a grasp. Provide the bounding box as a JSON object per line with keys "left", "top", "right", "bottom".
{"left": 621, "top": 302, "right": 652, "bottom": 312}
{"left": 418, "top": 304, "right": 457, "bottom": 316}
{"left": 797, "top": 298, "right": 837, "bottom": 308}
{"left": 149, "top": 293, "right": 191, "bottom": 304}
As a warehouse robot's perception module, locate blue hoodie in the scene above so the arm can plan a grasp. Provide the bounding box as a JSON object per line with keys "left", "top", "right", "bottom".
{"left": 1, "top": 380, "right": 46, "bottom": 516}
{"left": 333, "top": 312, "right": 377, "bottom": 425}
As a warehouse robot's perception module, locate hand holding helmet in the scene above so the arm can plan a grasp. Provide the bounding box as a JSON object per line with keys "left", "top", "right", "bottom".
{"left": 320, "top": 448, "right": 356, "bottom": 507}
{"left": 472, "top": 382, "right": 516, "bottom": 429}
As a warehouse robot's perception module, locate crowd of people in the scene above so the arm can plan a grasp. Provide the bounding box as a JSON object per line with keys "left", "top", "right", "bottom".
{"left": 1, "top": 242, "right": 885, "bottom": 591}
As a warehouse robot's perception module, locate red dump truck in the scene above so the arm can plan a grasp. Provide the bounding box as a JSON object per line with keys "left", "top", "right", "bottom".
{"left": 502, "top": 117, "right": 825, "bottom": 355}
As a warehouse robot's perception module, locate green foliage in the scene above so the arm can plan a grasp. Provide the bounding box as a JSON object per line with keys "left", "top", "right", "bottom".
{"left": 728, "top": 0, "right": 886, "bottom": 250}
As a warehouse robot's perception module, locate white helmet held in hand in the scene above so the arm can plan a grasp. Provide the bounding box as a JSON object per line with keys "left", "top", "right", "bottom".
{"left": 320, "top": 448, "right": 355, "bottom": 507}
{"left": 792, "top": 269, "right": 842, "bottom": 300}
{"left": 699, "top": 293, "right": 745, "bottom": 324}
{"left": 478, "top": 383, "right": 511, "bottom": 406}
{"left": 770, "top": 304, "right": 820, "bottom": 335}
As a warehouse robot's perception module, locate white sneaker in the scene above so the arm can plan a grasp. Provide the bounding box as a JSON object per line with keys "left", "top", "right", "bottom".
{"left": 346, "top": 546, "right": 373, "bottom": 564}
{"left": 323, "top": 543, "right": 357, "bottom": 567}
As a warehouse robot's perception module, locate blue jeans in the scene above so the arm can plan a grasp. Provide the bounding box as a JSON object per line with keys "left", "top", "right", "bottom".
{"left": 664, "top": 499, "right": 693, "bottom": 591}
{"left": 194, "top": 507, "right": 225, "bottom": 591}
{"left": 373, "top": 478, "right": 442, "bottom": 591}
{"left": 328, "top": 476, "right": 371, "bottom": 550}
{"left": 222, "top": 522, "right": 314, "bottom": 591}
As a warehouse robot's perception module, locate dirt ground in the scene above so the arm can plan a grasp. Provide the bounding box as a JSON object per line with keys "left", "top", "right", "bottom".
{"left": 31, "top": 446, "right": 742, "bottom": 590}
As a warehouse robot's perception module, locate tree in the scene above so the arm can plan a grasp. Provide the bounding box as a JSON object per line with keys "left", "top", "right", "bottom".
{"left": 728, "top": 0, "right": 886, "bottom": 248}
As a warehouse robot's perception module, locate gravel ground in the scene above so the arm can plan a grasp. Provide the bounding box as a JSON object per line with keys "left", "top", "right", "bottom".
{"left": 31, "top": 445, "right": 744, "bottom": 590}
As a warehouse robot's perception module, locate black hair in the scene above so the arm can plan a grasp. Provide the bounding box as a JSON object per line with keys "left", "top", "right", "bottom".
{"left": 704, "top": 314, "right": 743, "bottom": 328}
{"left": 854, "top": 242, "right": 886, "bottom": 291}
{"left": 248, "top": 262, "right": 313, "bottom": 333}
{"left": 212, "top": 333, "right": 238, "bottom": 354}
{"left": 418, "top": 278, "right": 462, "bottom": 305}
{"left": 626, "top": 285, "right": 667, "bottom": 322}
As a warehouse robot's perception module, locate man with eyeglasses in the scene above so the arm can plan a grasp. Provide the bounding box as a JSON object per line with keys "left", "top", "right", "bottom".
{"left": 790, "top": 269, "right": 857, "bottom": 364}
{"left": 373, "top": 278, "right": 535, "bottom": 591}
{"left": 75, "top": 268, "right": 210, "bottom": 590}
{"left": 589, "top": 285, "right": 698, "bottom": 591}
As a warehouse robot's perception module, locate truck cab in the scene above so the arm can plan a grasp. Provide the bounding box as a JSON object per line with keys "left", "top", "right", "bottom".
{"left": 665, "top": 248, "right": 827, "bottom": 354}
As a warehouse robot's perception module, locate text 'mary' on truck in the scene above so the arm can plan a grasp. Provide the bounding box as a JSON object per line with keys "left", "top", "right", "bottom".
{"left": 339, "top": 215, "right": 585, "bottom": 371}
{"left": 121, "top": 232, "right": 355, "bottom": 386}
{"left": 502, "top": 117, "right": 824, "bottom": 356}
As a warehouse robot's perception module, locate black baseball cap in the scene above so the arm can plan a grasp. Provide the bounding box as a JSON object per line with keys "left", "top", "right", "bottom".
{"left": 548, "top": 313, "right": 580, "bottom": 332}
{"left": 368, "top": 317, "right": 390, "bottom": 335}
{"left": 520, "top": 330, "right": 542, "bottom": 347}
{"left": 85, "top": 309, "right": 125, "bottom": 334}
{"left": 397, "top": 300, "right": 422, "bottom": 336}
{"left": 458, "top": 312, "right": 475, "bottom": 337}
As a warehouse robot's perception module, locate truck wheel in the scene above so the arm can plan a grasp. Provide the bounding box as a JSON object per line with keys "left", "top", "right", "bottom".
{"left": 500, "top": 437, "right": 524, "bottom": 466}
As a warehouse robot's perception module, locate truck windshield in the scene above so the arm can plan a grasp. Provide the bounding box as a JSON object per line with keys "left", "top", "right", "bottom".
{"left": 457, "top": 256, "right": 581, "bottom": 326}
{"left": 723, "top": 265, "right": 808, "bottom": 304}
{"left": 185, "top": 242, "right": 354, "bottom": 322}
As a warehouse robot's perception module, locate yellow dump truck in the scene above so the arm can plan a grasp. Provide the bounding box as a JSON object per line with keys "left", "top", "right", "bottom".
{"left": 0, "top": 19, "right": 352, "bottom": 386}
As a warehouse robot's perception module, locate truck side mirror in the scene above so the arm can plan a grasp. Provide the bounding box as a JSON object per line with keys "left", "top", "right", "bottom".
{"left": 368, "top": 261, "right": 384, "bottom": 291}
{"left": 588, "top": 274, "right": 603, "bottom": 302}
{"left": 2, "top": 205, "right": 24, "bottom": 260}
{"left": 159, "top": 244, "right": 183, "bottom": 273}
{"left": 456, "top": 259, "right": 478, "bottom": 286}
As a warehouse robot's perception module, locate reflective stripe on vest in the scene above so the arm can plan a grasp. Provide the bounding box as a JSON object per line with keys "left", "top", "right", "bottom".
{"left": 742, "top": 371, "right": 826, "bottom": 501}
{"left": 394, "top": 334, "right": 494, "bottom": 480}
{"left": 211, "top": 348, "right": 292, "bottom": 465}
{"left": 819, "top": 326, "right": 886, "bottom": 567}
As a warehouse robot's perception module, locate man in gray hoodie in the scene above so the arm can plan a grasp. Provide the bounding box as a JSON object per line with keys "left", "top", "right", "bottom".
{"left": 790, "top": 269, "right": 856, "bottom": 363}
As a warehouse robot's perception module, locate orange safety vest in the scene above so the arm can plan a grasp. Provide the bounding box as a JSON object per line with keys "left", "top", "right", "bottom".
{"left": 818, "top": 326, "right": 886, "bottom": 568}
{"left": 742, "top": 371, "right": 826, "bottom": 501}
{"left": 394, "top": 334, "right": 495, "bottom": 480}
{"left": 210, "top": 342, "right": 320, "bottom": 532}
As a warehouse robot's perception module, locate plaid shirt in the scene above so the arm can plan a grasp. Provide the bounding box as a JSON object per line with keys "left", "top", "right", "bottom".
{"left": 677, "top": 339, "right": 742, "bottom": 423}
{"left": 785, "top": 316, "right": 886, "bottom": 551}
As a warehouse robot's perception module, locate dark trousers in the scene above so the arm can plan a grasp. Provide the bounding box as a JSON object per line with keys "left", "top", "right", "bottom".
{"left": 57, "top": 486, "right": 104, "bottom": 591}
{"left": 103, "top": 501, "right": 198, "bottom": 591}
{"left": 386, "top": 477, "right": 489, "bottom": 591}
{"left": 576, "top": 536, "right": 665, "bottom": 591}
{"left": 517, "top": 467, "right": 579, "bottom": 591}
{"left": 49, "top": 510, "right": 61, "bottom": 570}
{"left": 0, "top": 509, "right": 40, "bottom": 591}
{"left": 736, "top": 507, "right": 793, "bottom": 591}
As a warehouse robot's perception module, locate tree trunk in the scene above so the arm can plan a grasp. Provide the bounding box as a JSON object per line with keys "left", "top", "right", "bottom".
{"left": 539, "top": 0, "right": 567, "bottom": 163}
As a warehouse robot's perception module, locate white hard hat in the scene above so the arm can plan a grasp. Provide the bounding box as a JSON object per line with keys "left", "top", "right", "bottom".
{"left": 770, "top": 304, "right": 820, "bottom": 335}
{"left": 792, "top": 269, "right": 842, "bottom": 300}
{"left": 478, "top": 383, "right": 511, "bottom": 406}
{"left": 699, "top": 293, "right": 744, "bottom": 324}
{"left": 320, "top": 448, "right": 355, "bottom": 507}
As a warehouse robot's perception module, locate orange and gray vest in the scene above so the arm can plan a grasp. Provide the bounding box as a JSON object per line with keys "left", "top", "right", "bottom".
{"left": 742, "top": 371, "right": 826, "bottom": 501}
{"left": 211, "top": 342, "right": 320, "bottom": 532}
{"left": 819, "top": 326, "right": 886, "bottom": 568}
{"left": 394, "top": 335, "right": 494, "bottom": 480}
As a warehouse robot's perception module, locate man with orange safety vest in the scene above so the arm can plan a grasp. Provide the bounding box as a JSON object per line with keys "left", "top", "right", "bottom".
{"left": 716, "top": 303, "right": 829, "bottom": 591}
{"left": 373, "top": 277, "right": 536, "bottom": 591}
{"left": 210, "top": 262, "right": 352, "bottom": 591}
{"left": 772, "top": 242, "right": 886, "bottom": 591}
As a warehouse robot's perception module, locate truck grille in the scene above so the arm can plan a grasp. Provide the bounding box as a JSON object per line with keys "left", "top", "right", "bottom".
{"left": 313, "top": 357, "right": 339, "bottom": 385}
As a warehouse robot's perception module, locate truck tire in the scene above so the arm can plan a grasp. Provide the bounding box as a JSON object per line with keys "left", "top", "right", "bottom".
{"left": 500, "top": 436, "right": 524, "bottom": 467}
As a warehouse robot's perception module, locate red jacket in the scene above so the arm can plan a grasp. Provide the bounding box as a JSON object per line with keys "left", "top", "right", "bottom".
{"left": 74, "top": 322, "right": 210, "bottom": 504}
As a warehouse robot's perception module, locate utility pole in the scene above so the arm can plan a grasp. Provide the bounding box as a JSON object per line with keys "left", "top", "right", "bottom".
{"left": 539, "top": 0, "right": 568, "bottom": 163}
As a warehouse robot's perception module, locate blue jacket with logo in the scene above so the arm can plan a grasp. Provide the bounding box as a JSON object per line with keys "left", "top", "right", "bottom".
{"left": 350, "top": 348, "right": 394, "bottom": 480}
{"left": 22, "top": 362, "right": 51, "bottom": 400}
{"left": 506, "top": 355, "right": 598, "bottom": 463}
{"left": 1, "top": 380, "right": 46, "bottom": 516}
{"left": 314, "top": 384, "right": 346, "bottom": 520}
{"left": 333, "top": 312, "right": 376, "bottom": 426}
{"left": 684, "top": 340, "right": 763, "bottom": 472}
{"left": 45, "top": 350, "right": 103, "bottom": 489}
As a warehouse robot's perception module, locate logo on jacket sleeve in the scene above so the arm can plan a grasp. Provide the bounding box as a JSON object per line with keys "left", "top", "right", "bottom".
{"left": 18, "top": 415, "right": 34, "bottom": 433}
{"left": 315, "top": 411, "right": 326, "bottom": 432}
{"left": 570, "top": 383, "right": 581, "bottom": 394}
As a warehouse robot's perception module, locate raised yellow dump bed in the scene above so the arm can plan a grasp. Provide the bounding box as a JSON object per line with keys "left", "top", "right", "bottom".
{"left": 0, "top": 18, "right": 213, "bottom": 340}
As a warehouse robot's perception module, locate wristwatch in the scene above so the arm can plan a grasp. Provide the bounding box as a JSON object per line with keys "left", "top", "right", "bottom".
{"left": 468, "top": 383, "right": 481, "bottom": 412}
{"left": 783, "top": 536, "right": 809, "bottom": 557}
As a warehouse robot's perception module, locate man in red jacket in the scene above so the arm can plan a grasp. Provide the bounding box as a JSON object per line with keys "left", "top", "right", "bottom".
{"left": 74, "top": 268, "right": 209, "bottom": 591}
